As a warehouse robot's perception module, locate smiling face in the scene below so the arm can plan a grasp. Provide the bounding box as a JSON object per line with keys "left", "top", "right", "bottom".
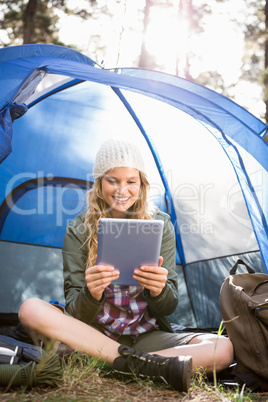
{"left": 101, "top": 167, "right": 141, "bottom": 218}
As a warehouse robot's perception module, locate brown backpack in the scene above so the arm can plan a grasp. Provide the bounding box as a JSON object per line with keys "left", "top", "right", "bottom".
{"left": 219, "top": 259, "right": 268, "bottom": 391}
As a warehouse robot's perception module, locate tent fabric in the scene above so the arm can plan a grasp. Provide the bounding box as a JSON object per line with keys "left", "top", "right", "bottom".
{"left": 0, "top": 44, "right": 268, "bottom": 327}
{"left": 0, "top": 44, "right": 267, "bottom": 264}
{"left": 0, "top": 45, "right": 267, "bottom": 167}
{"left": 0, "top": 103, "right": 28, "bottom": 163}
{"left": 182, "top": 250, "right": 264, "bottom": 328}
{"left": 0, "top": 80, "right": 262, "bottom": 262}
{"left": 0, "top": 106, "right": 13, "bottom": 164}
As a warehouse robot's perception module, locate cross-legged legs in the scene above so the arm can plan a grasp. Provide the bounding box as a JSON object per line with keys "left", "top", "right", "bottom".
{"left": 19, "top": 298, "right": 120, "bottom": 365}
{"left": 19, "top": 297, "right": 233, "bottom": 373}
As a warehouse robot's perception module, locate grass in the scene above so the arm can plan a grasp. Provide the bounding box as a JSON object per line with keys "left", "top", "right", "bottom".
{"left": 0, "top": 351, "right": 267, "bottom": 402}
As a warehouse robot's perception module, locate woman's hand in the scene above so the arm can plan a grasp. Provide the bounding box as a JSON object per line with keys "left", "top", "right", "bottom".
{"left": 85, "top": 265, "right": 120, "bottom": 301}
{"left": 132, "top": 256, "right": 167, "bottom": 298}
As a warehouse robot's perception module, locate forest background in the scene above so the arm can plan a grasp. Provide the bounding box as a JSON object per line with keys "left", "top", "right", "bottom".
{"left": 0, "top": 0, "right": 268, "bottom": 125}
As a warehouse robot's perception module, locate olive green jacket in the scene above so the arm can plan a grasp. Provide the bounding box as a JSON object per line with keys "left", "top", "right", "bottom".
{"left": 62, "top": 208, "right": 178, "bottom": 333}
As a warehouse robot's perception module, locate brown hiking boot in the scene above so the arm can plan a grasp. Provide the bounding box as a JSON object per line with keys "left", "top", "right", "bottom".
{"left": 113, "top": 345, "right": 192, "bottom": 392}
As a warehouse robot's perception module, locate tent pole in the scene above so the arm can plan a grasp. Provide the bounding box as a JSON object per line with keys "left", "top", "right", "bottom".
{"left": 111, "top": 87, "right": 186, "bottom": 265}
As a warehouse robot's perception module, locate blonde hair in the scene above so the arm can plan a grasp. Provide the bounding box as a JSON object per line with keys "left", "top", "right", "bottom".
{"left": 84, "top": 171, "right": 152, "bottom": 268}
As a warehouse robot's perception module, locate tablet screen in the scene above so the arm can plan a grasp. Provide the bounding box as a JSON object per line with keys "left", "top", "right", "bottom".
{"left": 97, "top": 218, "right": 164, "bottom": 285}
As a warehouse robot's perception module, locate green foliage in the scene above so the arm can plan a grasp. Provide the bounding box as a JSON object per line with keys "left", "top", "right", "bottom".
{"left": 0, "top": 0, "right": 57, "bottom": 45}
{"left": 0, "top": 0, "right": 95, "bottom": 45}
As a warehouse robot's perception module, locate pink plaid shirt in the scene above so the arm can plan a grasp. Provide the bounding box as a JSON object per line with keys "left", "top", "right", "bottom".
{"left": 93, "top": 285, "right": 158, "bottom": 340}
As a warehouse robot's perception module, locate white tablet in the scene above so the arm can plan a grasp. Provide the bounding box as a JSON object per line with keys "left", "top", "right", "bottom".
{"left": 97, "top": 218, "right": 164, "bottom": 286}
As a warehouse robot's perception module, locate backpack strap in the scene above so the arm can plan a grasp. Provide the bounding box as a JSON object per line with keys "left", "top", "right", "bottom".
{"left": 230, "top": 259, "right": 255, "bottom": 275}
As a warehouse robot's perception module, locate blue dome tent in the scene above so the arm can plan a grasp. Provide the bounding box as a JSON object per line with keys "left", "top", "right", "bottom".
{"left": 0, "top": 44, "right": 267, "bottom": 330}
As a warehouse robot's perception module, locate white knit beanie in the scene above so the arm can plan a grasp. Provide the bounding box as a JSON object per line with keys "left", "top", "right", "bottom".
{"left": 93, "top": 139, "right": 146, "bottom": 179}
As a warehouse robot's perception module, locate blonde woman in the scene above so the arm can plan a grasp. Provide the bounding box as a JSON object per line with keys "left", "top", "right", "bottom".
{"left": 19, "top": 139, "right": 233, "bottom": 392}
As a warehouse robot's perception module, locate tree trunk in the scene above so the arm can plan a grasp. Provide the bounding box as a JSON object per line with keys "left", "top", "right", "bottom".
{"left": 23, "top": 0, "right": 38, "bottom": 44}
{"left": 138, "top": 0, "right": 152, "bottom": 68}
{"left": 177, "top": 0, "right": 193, "bottom": 79}
{"left": 264, "top": 0, "right": 268, "bottom": 123}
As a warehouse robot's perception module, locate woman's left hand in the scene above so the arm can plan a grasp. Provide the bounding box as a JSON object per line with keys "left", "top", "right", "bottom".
{"left": 132, "top": 256, "right": 167, "bottom": 298}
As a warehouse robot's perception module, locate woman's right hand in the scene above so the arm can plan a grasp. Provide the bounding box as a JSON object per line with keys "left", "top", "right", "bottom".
{"left": 85, "top": 265, "right": 120, "bottom": 301}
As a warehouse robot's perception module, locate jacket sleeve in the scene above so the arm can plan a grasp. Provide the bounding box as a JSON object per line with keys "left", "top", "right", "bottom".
{"left": 143, "top": 214, "right": 178, "bottom": 316}
{"left": 62, "top": 219, "right": 104, "bottom": 324}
